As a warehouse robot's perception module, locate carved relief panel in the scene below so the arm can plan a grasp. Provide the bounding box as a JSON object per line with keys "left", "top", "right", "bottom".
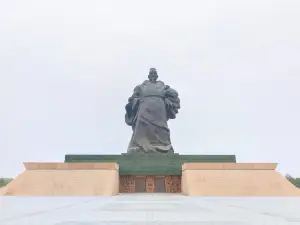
{"left": 119, "top": 175, "right": 135, "bottom": 193}
{"left": 165, "top": 175, "right": 181, "bottom": 193}
{"left": 120, "top": 175, "right": 181, "bottom": 193}
{"left": 146, "top": 176, "right": 155, "bottom": 193}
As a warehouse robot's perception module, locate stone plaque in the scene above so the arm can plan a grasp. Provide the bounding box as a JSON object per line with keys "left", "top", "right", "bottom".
{"left": 135, "top": 176, "right": 146, "bottom": 192}
{"left": 155, "top": 176, "right": 165, "bottom": 193}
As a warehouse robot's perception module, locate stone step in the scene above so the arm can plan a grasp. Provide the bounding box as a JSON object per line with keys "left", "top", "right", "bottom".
{"left": 56, "top": 222, "right": 251, "bottom": 225}
{"left": 62, "top": 210, "right": 285, "bottom": 224}
{"left": 1, "top": 195, "right": 300, "bottom": 225}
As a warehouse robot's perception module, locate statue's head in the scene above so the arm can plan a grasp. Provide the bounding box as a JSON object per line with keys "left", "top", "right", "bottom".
{"left": 148, "top": 68, "right": 158, "bottom": 82}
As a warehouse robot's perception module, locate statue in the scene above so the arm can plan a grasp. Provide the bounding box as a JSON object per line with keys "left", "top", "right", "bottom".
{"left": 125, "top": 68, "right": 180, "bottom": 153}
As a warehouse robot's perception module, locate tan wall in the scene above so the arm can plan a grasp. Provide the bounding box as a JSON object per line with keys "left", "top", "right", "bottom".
{"left": 182, "top": 163, "right": 300, "bottom": 196}
{"left": 0, "top": 186, "right": 7, "bottom": 195}
{"left": 2, "top": 163, "right": 119, "bottom": 196}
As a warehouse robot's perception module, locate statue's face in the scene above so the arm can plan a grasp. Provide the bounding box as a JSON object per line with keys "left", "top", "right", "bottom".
{"left": 148, "top": 72, "right": 158, "bottom": 82}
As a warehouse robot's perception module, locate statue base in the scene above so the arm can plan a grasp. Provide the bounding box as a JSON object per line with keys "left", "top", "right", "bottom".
{"left": 2, "top": 154, "right": 300, "bottom": 196}
{"left": 64, "top": 154, "right": 236, "bottom": 175}
{"left": 121, "top": 152, "right": 180, "bottom": 155}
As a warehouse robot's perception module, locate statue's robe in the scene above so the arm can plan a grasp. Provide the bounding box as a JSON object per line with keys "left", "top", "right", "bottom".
{"left": 125, "top": 80, "right": 180, "bottom": 153}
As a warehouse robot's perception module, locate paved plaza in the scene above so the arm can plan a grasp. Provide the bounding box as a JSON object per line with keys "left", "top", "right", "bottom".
{"left": 1, "top": 194, "right": 300, "bottom": 224}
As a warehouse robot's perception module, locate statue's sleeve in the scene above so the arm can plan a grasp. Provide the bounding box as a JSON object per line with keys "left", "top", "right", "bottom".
{"left": 125, "top": 85, "right": 141, "bottom": 126}
{"left": 164, "top": 86, "right": 180, "bottom": 120}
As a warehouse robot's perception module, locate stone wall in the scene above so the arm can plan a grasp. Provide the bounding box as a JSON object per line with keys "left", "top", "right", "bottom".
{"left": 2, "top": 163, "right": 119, "bottom": 196}
{"left": 182, "top": 163, "right": 300, "bottom": 196}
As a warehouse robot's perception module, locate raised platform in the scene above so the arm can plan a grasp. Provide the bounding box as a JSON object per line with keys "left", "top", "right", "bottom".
{"left": 2, "top": 156, "right": 300, "bottom": 196}
{"left": 65, "top": 154, "right": 236, "bottom": 175}
{"left": 182, "top": 163, "right": 300, "bottom": 196}
{"left": 2, "top": 163, "right": 119, "bottom": 196}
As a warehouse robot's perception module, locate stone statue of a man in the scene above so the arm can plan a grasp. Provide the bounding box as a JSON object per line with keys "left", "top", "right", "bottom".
{"left": 125, "top": 68, "right": 180, "bottom": 153}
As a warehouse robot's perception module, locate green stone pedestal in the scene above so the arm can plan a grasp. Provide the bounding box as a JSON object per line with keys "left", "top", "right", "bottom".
{"left": 65, "top": 154, "right": 236, "bottom": 175}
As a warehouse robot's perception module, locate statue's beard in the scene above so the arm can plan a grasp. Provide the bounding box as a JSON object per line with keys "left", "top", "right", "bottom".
{"left": 149, "top": 77, "right": 157, "bottom": 82}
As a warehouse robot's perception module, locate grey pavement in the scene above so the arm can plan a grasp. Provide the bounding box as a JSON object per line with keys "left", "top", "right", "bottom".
{"left": 0, "top": 194, "right": 300, "bottom": 225}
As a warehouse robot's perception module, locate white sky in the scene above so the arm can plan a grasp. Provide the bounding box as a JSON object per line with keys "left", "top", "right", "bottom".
{"left": 1, "top": 0, "right": 300, "bottom": 178}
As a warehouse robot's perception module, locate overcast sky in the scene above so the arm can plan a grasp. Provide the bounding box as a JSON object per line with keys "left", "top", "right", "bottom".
{"left": 1, "top": 0, "right": 300, "bottom": 178}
